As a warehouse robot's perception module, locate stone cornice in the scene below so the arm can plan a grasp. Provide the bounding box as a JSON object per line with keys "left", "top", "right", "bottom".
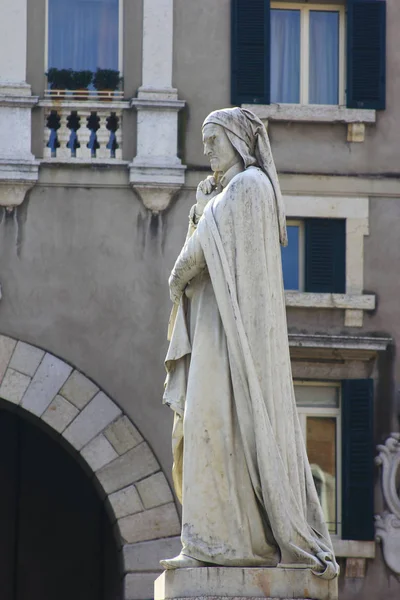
{"left": 243, "top": 103, "right": 376, "bottom": 125}
{"left": 0, "top": 95, "right": 39, "bottom": 108}
{"left": 288, "top": 333, "right": 391, "bottom": 352}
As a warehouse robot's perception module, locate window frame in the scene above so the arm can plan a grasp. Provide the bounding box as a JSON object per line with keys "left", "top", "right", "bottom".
{"left": 44, "top": 0, "right": 124, "bottom": 76}
{"left": 284, "top": 219, "right": 305, "bottom": 291}
{"left": 294, "top": 380, "right": 342, "bottom": 538}
{"left": 271, "top": 2, "right": 346, "bottom": 105}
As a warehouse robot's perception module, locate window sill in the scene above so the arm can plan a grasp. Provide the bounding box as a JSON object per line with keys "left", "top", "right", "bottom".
{"left": 285, "top": 292, "right": 376, "bottom": 327}
{"left": 285, "top": 292, "right": 375, "bottom": 310}
{"left": 332, "top": 539, "right": 375, "bottom": 559}
{"left": 242, "top": 103, "right": 376, "bottom": 142}
{"left": 39, "top": 98, "right": 130, "bottom": 110}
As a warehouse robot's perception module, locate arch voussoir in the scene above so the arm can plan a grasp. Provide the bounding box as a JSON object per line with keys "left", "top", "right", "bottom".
{"left": 0, "top": 334, "right": 180, "bottom": 600}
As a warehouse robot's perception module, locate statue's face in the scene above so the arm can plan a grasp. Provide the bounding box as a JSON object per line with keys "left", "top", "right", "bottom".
{"left": 202, "top": 123, "right": 238, "bottom": 173}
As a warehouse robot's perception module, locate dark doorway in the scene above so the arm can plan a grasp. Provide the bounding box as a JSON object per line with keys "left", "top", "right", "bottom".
{"left": 0, "top": 408, "right": 121, "bottom": 600}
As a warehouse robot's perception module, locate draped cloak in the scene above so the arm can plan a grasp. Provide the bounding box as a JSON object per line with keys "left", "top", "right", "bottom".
{"left": 164, "top": 168, "right": 338, "bottom": 576}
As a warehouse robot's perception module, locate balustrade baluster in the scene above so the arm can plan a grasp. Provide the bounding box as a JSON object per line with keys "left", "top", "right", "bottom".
{"left": 57, "top": 111, "right": 72, "bottom": 159}
{"left": 96, "top": 111, "right": 110, "bottom": 159}
{"left": 76, "top": 109, "right": 91, "bottom": 159}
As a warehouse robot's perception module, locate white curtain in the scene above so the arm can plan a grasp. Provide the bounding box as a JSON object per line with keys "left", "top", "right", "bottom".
{"left": 309, "top": 11, "right": 339, "bottom": 105}
{"left": 48, "top": 0, "right": 119, "bottom": 71}
{"left": 270, "top": 9, "right": 300, "bottom": 104}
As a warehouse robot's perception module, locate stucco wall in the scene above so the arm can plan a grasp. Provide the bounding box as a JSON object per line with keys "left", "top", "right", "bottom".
{"left": 0, "top": 168, "right": 191, "bottom": 488}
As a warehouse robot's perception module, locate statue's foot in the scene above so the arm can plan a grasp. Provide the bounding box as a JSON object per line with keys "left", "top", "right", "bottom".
{"left": 160, "top": 553, "right": 207, "bottom": 570}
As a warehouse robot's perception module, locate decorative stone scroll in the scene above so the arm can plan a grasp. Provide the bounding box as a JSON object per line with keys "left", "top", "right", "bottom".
{"left": 375, "top": 433, "right": 400, "bottom": 576}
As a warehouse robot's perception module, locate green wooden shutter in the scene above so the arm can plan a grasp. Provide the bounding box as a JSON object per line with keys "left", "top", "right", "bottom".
{"left": 347, "top": 0, "right": 386, "bottom": 109}
{"left": 342, "top": 379, "right": 374, "bottom": 541}
{"left": 305, "top": 219, "right": 345, "bottom": 293}
{"left": 231, "top": 0, "right": 270, "bottom": 105}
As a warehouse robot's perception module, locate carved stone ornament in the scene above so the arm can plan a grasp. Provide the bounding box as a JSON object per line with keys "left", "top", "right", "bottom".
{"left": 375, "top": 433, "right": 400, "bottom": 576}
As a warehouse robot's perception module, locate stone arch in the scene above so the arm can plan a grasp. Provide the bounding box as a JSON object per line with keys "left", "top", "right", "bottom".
{"left": 0, "top": 334, "right": 181, "bottom": 600}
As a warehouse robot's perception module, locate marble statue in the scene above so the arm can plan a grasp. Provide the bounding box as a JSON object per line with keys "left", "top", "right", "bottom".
{"left": 161, "top": 107, "right": 339, "bottom": 580}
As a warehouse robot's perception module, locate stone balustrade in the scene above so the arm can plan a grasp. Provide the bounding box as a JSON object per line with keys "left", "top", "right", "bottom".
{"left": 39, "top": 99, "right": 130, "bottom": 161}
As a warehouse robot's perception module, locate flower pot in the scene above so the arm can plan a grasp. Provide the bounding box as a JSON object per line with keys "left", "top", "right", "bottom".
{"left": 73, "top": 89, "right": 89, "bottom": 101}
{"left": 97, "top": 89, "right": 115, "bottom": 101}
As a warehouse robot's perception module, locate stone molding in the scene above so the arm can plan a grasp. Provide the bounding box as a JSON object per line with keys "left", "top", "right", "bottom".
{"left": 375, "top": 433, "right": 400, "bottom": 576}
{"left": 289, "top": 333, "right": 390, "bottom": 352}
{"left": 243, "top": 103, "right": 376, "bottom": 124}
{"left": 0, "top": 159, "right": 39, "bottom": 209}
{"left": 0, "top": 334, "right": 180, "bottom": 600}
{"left": 0, "top": 94, "right": 39, "bottom": 108}
{"left": 333, "top": 539, "right": 375, "bottom": 559}
{"left": 243, "top": 103, "right": 376, "bottom": 142}
{"left": 286, "top": 292, "right": 375, "bottom": 311}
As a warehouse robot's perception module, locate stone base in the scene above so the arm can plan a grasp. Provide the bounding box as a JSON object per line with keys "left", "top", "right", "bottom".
{"left": 155, "top": 567, "right": 338, "bottom": 600}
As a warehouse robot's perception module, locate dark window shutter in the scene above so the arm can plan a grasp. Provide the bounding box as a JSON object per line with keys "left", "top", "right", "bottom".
{"left": 305, "top": 219, "right": 345, "bottom": 293}
{"left": 342, "top": 379, "right": 374, "bottom": 540}
{"left": 231, "top": 0, "right": 270, "bottom": 105}
{"left": 347, "top": 0, "right": 386, "bottom": 109}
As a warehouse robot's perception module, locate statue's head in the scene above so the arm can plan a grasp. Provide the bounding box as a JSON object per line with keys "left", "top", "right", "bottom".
{"left": 202, "top": 123, "right": 239, "bottom": 174}
{"left": 202, "top": 107, "right": 288, "bottom": 247}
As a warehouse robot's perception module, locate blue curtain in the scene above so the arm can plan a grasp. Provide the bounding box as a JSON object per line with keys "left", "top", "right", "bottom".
{"left": 309, "top": 11, "right": 339, "bottom": 105}
{"left": 271, "top": 9, "right": 300, "bottom": 104}
{"left": 48, "top": 0, "right": 119, "bottom": 71}
{"left": 281, "top": 225, "right": 300, "bottom": 290}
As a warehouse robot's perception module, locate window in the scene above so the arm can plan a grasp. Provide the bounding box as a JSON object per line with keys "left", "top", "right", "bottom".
{"left": 294, "top": 382, "right": 341, "bottom": 534}
{"left": 294, "top": 379, "right": 375, "bottom": 541}
{"left": 271, "top": 4, "right": 344, "bottom": 105}
{"left": 281, "top": 220, "right": 304, "bottom": 290}
{"left": 281, "top": 218, "right": 345, "bottom": 293}
{"left": 231, "top": 0, "right": 386, "bottom": 110}
{"left": 47, "top": 0, "right": 120, "bottom": 73}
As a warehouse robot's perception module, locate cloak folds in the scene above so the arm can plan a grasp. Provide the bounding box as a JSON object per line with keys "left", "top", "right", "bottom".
{"left": 164, "top": 166, "right": 339, "bottom": 579}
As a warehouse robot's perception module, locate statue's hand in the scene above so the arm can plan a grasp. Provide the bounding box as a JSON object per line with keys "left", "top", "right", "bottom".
{"left": 195, "top": 176, "right": 218, "bottom": 218}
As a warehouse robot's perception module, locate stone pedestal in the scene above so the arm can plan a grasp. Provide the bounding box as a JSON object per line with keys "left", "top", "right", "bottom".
{"left": 155, "top": 567, "right": 338, "bottom": 600}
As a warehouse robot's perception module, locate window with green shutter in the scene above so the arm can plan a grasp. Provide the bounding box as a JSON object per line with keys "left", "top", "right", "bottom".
{"left": 231, "top": 0, "right": 270, "bottom": 104}
{"left": 281, "top": 218, "right": 346, "bottom": 293}
{"left": 347, "top": 0, "right": 386, "bottom": 109}
{"left": 231, "top": 0, "right": 386, "bottom": 111}
{"left": 305, "top": 219, "right": 346, "bottom": 294}
{"left": 294, "top": 379, "right": 375, "bottom": 540}
{"left": 342, "top": 379, "right": 375, "bottom": 541}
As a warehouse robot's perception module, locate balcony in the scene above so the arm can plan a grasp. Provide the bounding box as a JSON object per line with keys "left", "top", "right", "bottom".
{"left": 39, "top": 92, "right": 130, "bottom": 163}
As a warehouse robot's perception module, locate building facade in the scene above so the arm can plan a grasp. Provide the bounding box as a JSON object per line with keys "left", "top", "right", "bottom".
{"left": 0, "top": 0, "right": 399, "bottom": 598}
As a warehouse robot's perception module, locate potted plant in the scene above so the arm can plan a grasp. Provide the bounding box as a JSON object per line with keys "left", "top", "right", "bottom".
{"left": 46, "top": 68, "right": 74, "bottom": 97}
{"left": 93, "top": 68, "right": 123, "bottom": 99}
{"left": 70, "top": 70, "right": 93, "bottom": 100}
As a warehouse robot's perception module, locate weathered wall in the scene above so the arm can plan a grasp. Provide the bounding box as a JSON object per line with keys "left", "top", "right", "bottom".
{"left": 0, "top": 168, "right": 193, "bottom": 487}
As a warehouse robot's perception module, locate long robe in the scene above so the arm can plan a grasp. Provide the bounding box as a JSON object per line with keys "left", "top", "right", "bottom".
{"left": 164, "top": 166, "right": 338, "bottom": 579}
